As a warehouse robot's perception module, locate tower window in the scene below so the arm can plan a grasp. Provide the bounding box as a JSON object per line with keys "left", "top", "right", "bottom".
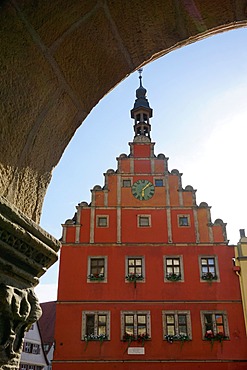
{"left": 97, "top": 216, "right": 108, "bottom": 227}
{"left": 155, "top": 179, "right": 163, "bottom": 187}
{"left": 138, "top": 215, "right": 151, "bottom": 227}
{"left": 178, "top": 215, "right": 190, "bottom": 227}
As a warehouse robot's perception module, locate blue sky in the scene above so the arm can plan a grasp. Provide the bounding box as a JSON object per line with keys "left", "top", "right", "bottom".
{"left": 36, "top": 28, "right": 247, "bottom": 302}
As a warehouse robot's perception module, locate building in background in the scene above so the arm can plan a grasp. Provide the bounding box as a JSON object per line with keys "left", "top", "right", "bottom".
{"left": 19, "top": 322, "right": 47, "bottom": 370}
{"left": 39, "top": 302, "right": 56, "bottom": 370}
{"left": 235, "top": 230, "right": 247, "bottom": 334}
{"left": 53, "top": 72, "right": 247, "bottom": 369}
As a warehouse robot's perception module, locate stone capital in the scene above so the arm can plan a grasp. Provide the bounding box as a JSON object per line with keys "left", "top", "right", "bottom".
{"left": 0, "top": 196, "right": 60, "bottom": 369}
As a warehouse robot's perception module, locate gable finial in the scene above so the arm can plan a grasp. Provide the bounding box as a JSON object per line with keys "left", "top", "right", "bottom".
{"left": 138, "top": 68, "right": 143, "bottom": 87}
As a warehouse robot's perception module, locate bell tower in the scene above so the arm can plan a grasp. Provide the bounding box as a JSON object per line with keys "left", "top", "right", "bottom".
{"left": 131, "top": 69, "right": 153, "bottom": 141}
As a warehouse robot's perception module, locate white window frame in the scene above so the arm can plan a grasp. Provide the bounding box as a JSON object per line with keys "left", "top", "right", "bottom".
{"left": 162, "top": 310, "right": 192, "bottom": 340}
{"left": 137, "top": 214, "right": 151, "bottom": 228}
{"left": 200, "top": 310, "right": 229, "bottom": 339}
{"left": 87, "top": 256, "right": 107, "bottom": 283}
{"left": 121, "top": 311, "right": 151, "bottom": 339}
{"left": 199, "top": 255, "right": 219, "bottom": 282}
{"left": 32, "top": 343, "right": 40, "bottom": 354}
{"left": 82, "top": 311, "right": 110, "bottom": 341}
{"left": 20, "top": 365, "right": 28, "bottom": 370}
{"left": 96, "top": 215, "right": 109, "bottom": 228}
{"left": 164, "top": 255, "right": 184, "bottom": 282}
{"left": 24, "top": 342, "right": 31, "bottom": 353}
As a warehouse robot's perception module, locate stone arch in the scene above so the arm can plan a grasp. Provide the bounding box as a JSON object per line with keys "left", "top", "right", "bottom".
{"left": 1, "top": 0, "right": 247, "bottom": 221}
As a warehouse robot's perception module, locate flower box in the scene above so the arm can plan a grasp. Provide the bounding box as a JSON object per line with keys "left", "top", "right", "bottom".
{"left": 201, "top": 272, "right": 217, "bottom": 281}
{"left": 164, "top": 334, "right": 189, "bottom": 343}
{"left": 166, "top": 273, "right": 181, "bottom": 282}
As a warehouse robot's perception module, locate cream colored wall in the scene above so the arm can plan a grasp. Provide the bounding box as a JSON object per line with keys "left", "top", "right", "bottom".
{"left": 235, "top": 236, "right": 247, "bottom": 335}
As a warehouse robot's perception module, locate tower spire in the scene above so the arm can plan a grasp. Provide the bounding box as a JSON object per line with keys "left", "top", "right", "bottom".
{"left": 131, "top": 69, "right": 153, "bottom": 142}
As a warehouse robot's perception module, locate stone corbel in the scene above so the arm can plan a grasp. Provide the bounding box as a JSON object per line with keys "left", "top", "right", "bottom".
{"left": 0, "top": 196, "right": 60, "bottom": 369}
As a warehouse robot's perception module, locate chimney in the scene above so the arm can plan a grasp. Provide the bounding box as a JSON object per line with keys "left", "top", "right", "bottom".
{"left": 239, "top": 229, "right": 246, "bottom": 238}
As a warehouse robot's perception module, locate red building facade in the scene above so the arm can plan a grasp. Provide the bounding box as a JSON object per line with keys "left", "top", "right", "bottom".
{"left": 53, "top": 73, "right": 247, "bottom": 369}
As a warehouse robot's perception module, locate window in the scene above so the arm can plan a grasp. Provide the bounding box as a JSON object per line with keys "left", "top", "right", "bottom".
{"left": 164, "top": 256, "right": 183, "bottom": 281}
{"left": 121, "top": 311, "right": 151, "bottom": 340}
{"left": 178, "top": 215, "right": 190, "bottom": 227}
{"left": 96, "top": 216, "right": 108, "bottom": 227}
{"left": 82, "top": 311, "right": 110, "bottom": 341}
{"left": 20, "top": 365, "right": 28, "bottom": 370}
{"left": 163, "top": 311, "right": 191, "bottom": 340}
{"left": 24, "top": 342, "right": 31, "bottom": 353}
{"left": 43, "top": 344, "right": 49, "bottom": 352}
{"left": 123, "top": 179, "right": 131, "bottom": 187}
{"left": 138, "top": 215, "right": 151, "bottom": 227}
{"left": 155, "top": 179, "right": 163, "bottom": 187}
{"left": 87, "top": 256, "right": 107, "bottom": 282}
{"left": 199, "top": 256, "right": 218, "bottom": 281}
{"left": 23, "top": 342, "right": 41, "bottom": 355}
{"left": 201, "top": 311, "right": 229, "bottom": 340}
{"left": 32, "top": 344, "right": 40, "bottom": 354}
{"left": 126, "top": 257, "right": 144, "bottom": 283}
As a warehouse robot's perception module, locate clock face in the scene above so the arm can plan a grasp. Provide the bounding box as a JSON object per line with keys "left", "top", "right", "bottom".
{"left": 132, "top": 180, "right": 155, "bottom": 200}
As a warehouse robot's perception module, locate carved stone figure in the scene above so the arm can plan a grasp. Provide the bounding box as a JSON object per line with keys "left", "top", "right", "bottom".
{"left": 0, "top": 285, "right": 42, "bottom": 369}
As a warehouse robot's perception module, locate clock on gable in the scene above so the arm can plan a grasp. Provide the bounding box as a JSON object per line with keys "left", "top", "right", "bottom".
{"left": 132, "top": 180, "right": 155, "bottom": 200}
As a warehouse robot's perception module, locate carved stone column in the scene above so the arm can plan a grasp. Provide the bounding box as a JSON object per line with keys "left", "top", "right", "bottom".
{"left": 0, "top": 196, "right": 60, "bottom": 370}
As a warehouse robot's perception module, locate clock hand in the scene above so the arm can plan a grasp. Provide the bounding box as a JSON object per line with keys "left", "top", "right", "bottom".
{"left": 142, "top": 183, "right": 151, "bottom": 191}
{"left": 141, "top": 183, "right": 151, "bottom": 197}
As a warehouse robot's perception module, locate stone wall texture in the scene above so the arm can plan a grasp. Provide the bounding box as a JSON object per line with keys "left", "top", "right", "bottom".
{"left": 1, "top": 0, "right": 247, "bottom": 222}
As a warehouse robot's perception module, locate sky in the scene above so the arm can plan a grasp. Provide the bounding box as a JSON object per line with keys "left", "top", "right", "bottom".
{"left": 36, "top": 28, "right": 247, "bottom": 303}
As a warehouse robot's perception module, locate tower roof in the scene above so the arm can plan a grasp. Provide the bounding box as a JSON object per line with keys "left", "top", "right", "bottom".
{"left": 131, "top": 69, "right": 153, "bottom": 117}
{"left": 131, "top": 69, "right": 153, "bottom": 142}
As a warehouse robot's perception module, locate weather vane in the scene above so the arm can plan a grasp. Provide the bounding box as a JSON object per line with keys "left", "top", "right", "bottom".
{"left": 138, "top": 68, "right": 143, "bottom": 76}
{"left": 138, "top": 68, "right": 143, "bottom": 86}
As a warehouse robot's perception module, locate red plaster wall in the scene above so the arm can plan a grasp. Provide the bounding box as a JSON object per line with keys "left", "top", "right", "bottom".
{"left": 55, "top": 141, "right": 247, "bottom": 369}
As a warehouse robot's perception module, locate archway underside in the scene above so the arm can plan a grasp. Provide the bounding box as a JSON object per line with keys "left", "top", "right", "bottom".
{"left": 1, "top": 0, "right": 247, "bottom": 222}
